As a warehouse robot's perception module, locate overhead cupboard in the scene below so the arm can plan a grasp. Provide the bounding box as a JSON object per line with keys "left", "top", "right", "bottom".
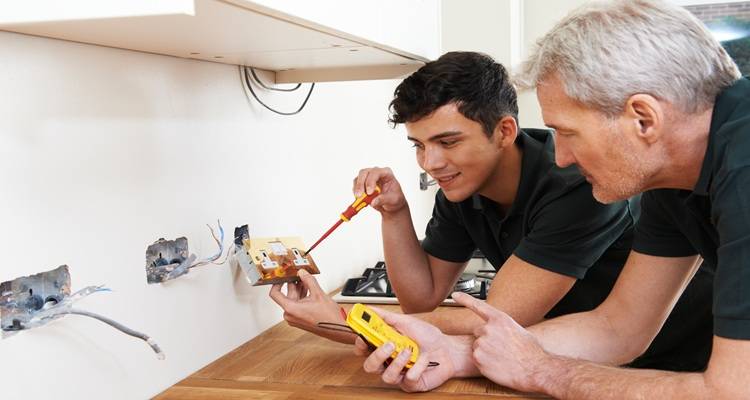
{"left": 0, "top": 0, "right": 441, "bottom": 83}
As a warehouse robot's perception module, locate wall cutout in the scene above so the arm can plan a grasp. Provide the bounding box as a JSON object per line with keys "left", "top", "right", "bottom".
{"left": 1, "top": 265, "right": 164, "bottom": 359}
{"left": 145, "top": 220, "right": 225, "bottom": 284}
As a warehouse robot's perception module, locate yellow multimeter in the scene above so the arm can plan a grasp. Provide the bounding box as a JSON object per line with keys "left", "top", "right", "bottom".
{"left": 346, "top": 303, "right": 420, "bottom": 369}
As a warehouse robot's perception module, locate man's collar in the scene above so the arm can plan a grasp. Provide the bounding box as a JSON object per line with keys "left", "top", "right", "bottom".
{"left": 471, "top": 129, "right": 552, "bottom": 217}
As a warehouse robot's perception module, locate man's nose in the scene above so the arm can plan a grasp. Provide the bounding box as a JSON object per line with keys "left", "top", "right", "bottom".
{"left": 421, "top": 146, "right": 448, "bottom": 171}
{"left": 554, "top": 141, "right": 575, "bottom": 168}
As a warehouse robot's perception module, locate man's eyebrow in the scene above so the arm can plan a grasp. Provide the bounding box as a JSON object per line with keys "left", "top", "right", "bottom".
{"left": 407, "top": 131, "right": 463, "bottom": 142}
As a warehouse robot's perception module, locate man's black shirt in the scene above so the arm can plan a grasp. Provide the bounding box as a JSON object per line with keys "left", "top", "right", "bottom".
{"left": 422, "top": 128, "right": 712, "bottom": 371}
{"left": 634, "top": 77, "right": 750, "bottom": 340}
{"left": 422, "top": 129, "right": 634, "bottom": 316}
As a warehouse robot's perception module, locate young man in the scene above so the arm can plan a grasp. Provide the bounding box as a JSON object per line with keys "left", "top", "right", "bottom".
{"left": 271, "top": 51, "right": 711, "bottom": 372}
{"left": 358, "top": 1, "right": 750, "bottom": 398}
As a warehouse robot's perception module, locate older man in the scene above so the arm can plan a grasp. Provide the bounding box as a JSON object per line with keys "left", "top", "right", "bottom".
{"left": 358, "top": 1, "right": 750, "bottom": 398}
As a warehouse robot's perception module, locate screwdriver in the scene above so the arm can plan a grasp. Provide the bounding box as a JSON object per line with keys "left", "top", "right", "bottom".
{"left": 304, "top": 186, "right": 381, "bottom": 256}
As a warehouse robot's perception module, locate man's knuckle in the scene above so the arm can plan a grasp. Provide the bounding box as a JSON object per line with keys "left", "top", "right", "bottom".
{"left": 472, "top": 348, "right": 483, "bottom": 364}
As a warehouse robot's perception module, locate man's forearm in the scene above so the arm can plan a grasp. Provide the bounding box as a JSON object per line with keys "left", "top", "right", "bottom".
{"left": 381, "top": 205, "right": 436, "bottom": 311}
{"left": 528, "top": 309, "right": 647, "bottom": 366}
{"left": 533, "top": 355, "right": 709, "bottom": 400}
{"left": 415, "top": 308, "right": 484, "bottom": 335}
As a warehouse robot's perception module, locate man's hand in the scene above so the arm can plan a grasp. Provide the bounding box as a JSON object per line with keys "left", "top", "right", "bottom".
{"left": 269, "top": 269, "right": 356, "bottom": 344}
{"left": 354, "top": 306, "right": 475, "bottom": 392}
{"left": 353, "top": 167, "right": 407, "bottom": 216}
{"left": 452, "top": 292, "right": 550, "bottom": 393}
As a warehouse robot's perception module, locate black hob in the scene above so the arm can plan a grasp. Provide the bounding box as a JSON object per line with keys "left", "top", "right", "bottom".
{"left": 340, "top": 261, "right": 493, "bottom": 301}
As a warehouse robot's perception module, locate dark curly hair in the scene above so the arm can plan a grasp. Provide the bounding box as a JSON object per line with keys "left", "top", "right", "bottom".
{"left": 389, "top": 51, "right": 518, "bottom": 137}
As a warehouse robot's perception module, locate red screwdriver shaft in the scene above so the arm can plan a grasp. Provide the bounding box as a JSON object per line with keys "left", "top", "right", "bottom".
{"left": 304, "top": 186, "right": 381, "bottom": 257}
{"left": 303, "top": 219, "right": 343, "bottom": 256}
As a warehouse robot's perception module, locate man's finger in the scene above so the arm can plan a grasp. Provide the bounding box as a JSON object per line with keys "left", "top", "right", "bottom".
{"left": 381, "top": 347, "right": 410, "bottom": 385}
{"left": 451, "top": 292, "right": 494, "bottom": 321}
{"left": 404, "top": 351, "right": 429, "bottom": 384}
{"left": 367, "top": 306, "right": 414, "bottom": 331}
{"left": 269, "top": 284, "right": 292, "bottom": 308}
{"left": 291, "top": 278, "right": 308, "bottom": 299}
{"left": 286, "top": 282, "right": 300, "bottom": 301}
{"left": 369, "top": 306, "right": 402, "bottom": 322}
{"left": 354, "top": 168, "right": 372, "bottom": 197}
{"left": 473, "top": 324, "right": 487, "bottom": 339}
{"left": 364, "top": 167, "right": 386, "bottom": 195}
{"left": 370, "top": 191, "right": 397, "bottom": 209}
{"left": 363, "top": 342, "right": 395, "bottom": 373}
{"left": 297, "top": 269, "right": 324, "bottom": 296}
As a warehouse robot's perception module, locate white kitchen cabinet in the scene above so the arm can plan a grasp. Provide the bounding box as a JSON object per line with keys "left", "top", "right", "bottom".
{"left": 248, "top": 0, "right": 441, "bottom": 62}
{"left": 0, "top": 0, "right": 440, "bottom": 82}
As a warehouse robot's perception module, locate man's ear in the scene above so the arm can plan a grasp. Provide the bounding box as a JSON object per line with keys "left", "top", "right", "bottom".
{"left": 493, "top": 116, "right": 518, "bottom": 148}
{"left": 625, "top": 94, "right": 663, "bottom": 144}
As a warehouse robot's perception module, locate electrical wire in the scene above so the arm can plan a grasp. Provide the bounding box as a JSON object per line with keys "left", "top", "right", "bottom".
{"left": 241, "top": 66, "right": 315, "bottom": 116}
{"left": 23, "top": 286, "right": 164, "bottom": 359}
{"left": 190, "top": 220, "right": 225, "bottom": 269}
{"left": 41, "top": 308, "right": 165, "bottom": 359}
{"left": 166, "top": 254, "right": 196, "bottom": 280}
{"left": 214, "top": 243, "right": 235, "bottom": 266}
{"left": 317, "top": 322, "right": 358, "bottom": 335}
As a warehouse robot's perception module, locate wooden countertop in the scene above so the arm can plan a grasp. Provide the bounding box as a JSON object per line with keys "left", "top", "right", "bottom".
{"left": 155, "top": 304, "right": 549, "bottom": 399}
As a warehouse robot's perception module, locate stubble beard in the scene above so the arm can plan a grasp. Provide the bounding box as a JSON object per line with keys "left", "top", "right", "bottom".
{"left": 591, "top": 129, "right": 651, "bottom": 204}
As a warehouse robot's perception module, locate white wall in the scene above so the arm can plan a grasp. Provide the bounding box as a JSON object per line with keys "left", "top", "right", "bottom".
{"left": 517, "top": 0, "right": 589, "bottom": 128}
{"left": 440, "top": 0, "right": 588, "bottom": 128}
{"left": 0, "top": 31, "right": 433, "bottom": 399}
{"left": 445, "top": 0, "right": 646, "bottom": 129}
{"left": 442, "top": 1, "right": 719, "bottom": 128}
{"left": 441, "top": 0, "right": 521, "bottom": 68}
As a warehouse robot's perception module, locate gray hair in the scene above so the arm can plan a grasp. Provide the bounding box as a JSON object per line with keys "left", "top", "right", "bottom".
{"left": 516, "top": 0, "right": 741, "bottom": 116}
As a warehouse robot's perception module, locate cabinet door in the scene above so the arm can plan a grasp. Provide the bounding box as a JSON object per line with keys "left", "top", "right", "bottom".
{"left": 248, "top": 0, "right": 441, "bottom": 60}
{"left": 0, "top": 0, "right": 196, "bottom": 23}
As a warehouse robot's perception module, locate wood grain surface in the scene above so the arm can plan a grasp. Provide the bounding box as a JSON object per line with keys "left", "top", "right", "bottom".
{"left": 155, "top": 304, "right": 550, "bottom": 399}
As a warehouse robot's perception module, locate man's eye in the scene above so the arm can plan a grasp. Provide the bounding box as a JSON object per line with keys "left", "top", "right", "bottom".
{"left": 411, "top": 142, "right": 424, "bottom": 149}
{"left": 440, "top": 140, "right": 458, "bottom": 146}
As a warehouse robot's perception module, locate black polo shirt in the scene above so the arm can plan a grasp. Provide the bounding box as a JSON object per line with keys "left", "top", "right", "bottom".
{"left": 422, "top": 129, "right": 634, "bottom": 316}
{"left": 421, "top": 128, "right": 713, "bottom": 371}
{"left": 633, "top": 77, "right": 750, "bottom": 340}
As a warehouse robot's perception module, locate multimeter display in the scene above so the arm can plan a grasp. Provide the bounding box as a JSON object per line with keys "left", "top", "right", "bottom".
{"left": 346, "top": 303, "right": 420, "bottom": 368}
